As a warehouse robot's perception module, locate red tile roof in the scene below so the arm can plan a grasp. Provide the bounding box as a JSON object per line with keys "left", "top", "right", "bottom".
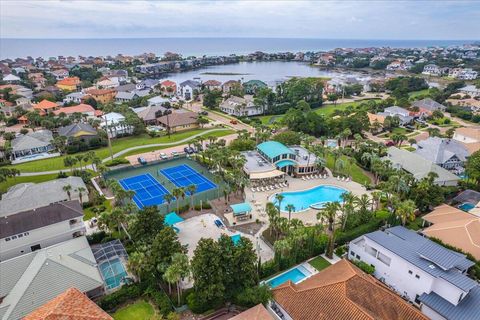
{"left": 34, "top": 99, "right": 58, "bottom": 110}
{"left": 53, "top": 104, "right": 95, "bottom": 115}
{"left": 56, "top": 76, "right": 80, "bottom": 86}
{"left": 272, "top": 259, "right": 428, "bottom": 320}
{"left": 231, "top": 304, "right": 274, "bottom": 320}
{"left": 161, "top": 80, "right": 176, "bottom": 87}
{"left": 23, "top": 287, "right": 113, "bottom": 320}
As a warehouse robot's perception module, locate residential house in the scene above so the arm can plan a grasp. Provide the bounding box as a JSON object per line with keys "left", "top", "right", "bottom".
{"left": 178, "top": 80, "right": 200, "bottom": 100}
{"left": 203, "top": 79, "right": 222, "bottom": 91}
{"left": 100, "top": 112, "right": 132, "bottom": 137}
{"left": 56, "top": 76, "right": 81, "bottom": 91}
{"left": 457, "top": 68, "right": 478, "bottom": 80}
{"left": 0, "top": 176, "right": 89, "bottom": 216}
{"left": 220, "top": 95, "right": 261, "bottom": 116}
{"left": 349, "top": 226, "right": 480, "bottom": 320}
{"left": 243, "top": 80, "right": 267, "bottom": 94}
{"left": 230, "top": 304, "right": 274, "bottom": 320}
{"left": 115, "top": 91, "right": 139, "bottom": 103}
{"left": 10, "top": 130, "right": 55, "bottom": 161}
{"left": 157, "top": 110, "right": 199, "bottom": 132}
{"left": 135, "top": 78, "right": 159, "bottom": 91}
{"left": 0, "top": 237, "right": 104, "bottom": 320}
{"left": 58, "top": 123, "right": 98, "bottom": 143}
{"left": 15, "top": 97, "right": 31, "bottom": 106}
{"left": 147, "top": 95, "right": 169, "bottom": 107}
{"left": 414, "top": 137, "right": 469, "bottom": 171}
{"left": 85, "top": 89, "right": 116, "bottom": 104}
{"left": 458, "top": 85, "right": 480, "bottom": 98}
{"left": 421, "top": 204, "right": 480, "bottom": 260}
{"left": 222, "top": 80, "right": 241, "bottom": 93}
{"left": 377, "top": 106, "right": 413, "bottom": 125}
{"left": 271, "top": 259, "right": 428, "bottom": 320}
{"left": 453, "top": 127, "right": 480, "bottom": 154}
{"left": 24, "top": 287, "right": 113, "bottom": 320}
{"left": 411, "top": 98, "right": 446, "bottom": 117}
{"left": 50, "top": 69, "right": 69, "bottom": 80}
{"left": 95, "top": 77, "right": 117, "bottom": 89}
{"left": 53, "top": 103, "right": 96, "bottom": 117}
{"left": 14, "top": 85, "right": 33, "bottom": 99}
{"left": 0, "top": 201, "right": 85, "bottom": 261}
{"left": 159, "top": 80, "right": 177, "bottom": 96}
{"left": 133, "top": 105, "right": 167, "bottom": 125}
{"left": 384, "top": 147, "right": 460, "bottom": 186}
{"left": 422, "top": 64, "right": 442, "bottom": 76}
{"left": 33, "top": 99, "right": 59, "bottom": 113}
{"left": 27, "top": 73, "right": 47, "bottom": 89}
{"left": 2, "top": 74, "right": 21, "bottom": 83}
{"left": 63, "top": 91, "right": 86, "bottom": 104}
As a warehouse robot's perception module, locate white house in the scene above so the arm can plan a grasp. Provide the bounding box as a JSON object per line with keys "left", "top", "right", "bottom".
{"left": 349, "top": 226, "right": 479, "bottom": 320}
{"left": 0, "top": 201, "right": 85, "bottom": 261}
{"left": 63, "top": 92, "right": 85, "bottom": 104}
{"left": 101, "top": 112, "right": 133, "bottom": 137}
{"left": 458, "top": 85, "right": 480, "bottom": 98}
{"left": 422, "top": 64, "right": 441, "bottom": 76}
{"left": 177, "top": 80, "right": 200, "bottom": 100}
{"left": 458, "top": 68, "right": 478, "bottom": 80}
{"left": 147, "top": 95, "right": 169, "bottom": 107}
{"left": 219, "top": 95, "right": 261, "bottom": 116}
{"left": 2, "top": 74, "right": 21, "bottom": 83}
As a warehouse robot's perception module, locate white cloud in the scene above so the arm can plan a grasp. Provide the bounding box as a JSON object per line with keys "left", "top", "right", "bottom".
{"left": 1, "top": 0, "right": 479, "bottom": 39}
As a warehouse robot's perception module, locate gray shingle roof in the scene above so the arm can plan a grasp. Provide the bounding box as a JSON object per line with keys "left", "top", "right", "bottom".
{"left": 0, "top": 236, "right": 103, "bottom": 320}
{"left": 179, "top": 80, "right": 200, "bottom": 89}
{"left": 11, "top": 130, "right": 53, "bottom": 152}
{"left": 453, "top": 189, "right": 480, "bottom": 204}
{"left": 419, "top": 286, "right": 480, "bottom": 320}
{"left": 58, "top": 123, "right": 97, "bottom": 137}
{"left": 0, "top": 201, "right": 83, "bottom": 239}
{"left": 415, "top": 137, "right": 469, "bottom": 164}
{"left": 365, "top": 226, "right": 476, "bottom": 292}
{"left": 412, "top": 98, "right": 446, "bottom": 112}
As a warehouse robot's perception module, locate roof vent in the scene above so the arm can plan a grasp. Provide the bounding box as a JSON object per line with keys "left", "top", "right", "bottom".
{"left": 429, "top": 264, "right": 436, "bottom": 269}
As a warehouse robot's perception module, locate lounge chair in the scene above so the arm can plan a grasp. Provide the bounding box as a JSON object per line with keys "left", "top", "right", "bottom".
{"left": 346, "top": 177, "right": 351, "bottom": 182}
{"left": 251, "top": 188, "right": 255, "bottom": 192}
{"left": 337, "top": 176, "right": 340, "bottom": 181}
{"left": 302, "top": 177, "right": 306, "bottom": 181}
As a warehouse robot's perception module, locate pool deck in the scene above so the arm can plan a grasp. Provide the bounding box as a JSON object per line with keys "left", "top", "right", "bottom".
{"left": 244, "top": 171, "right": 370, "bottom": 225}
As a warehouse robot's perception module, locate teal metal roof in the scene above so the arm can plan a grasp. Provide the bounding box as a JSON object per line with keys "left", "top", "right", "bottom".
{"left": 257, "top": 141, "right": 294, "bottom": 159}
{"left": 165, "top": 212, "right": 184, "bottom": 226}
{"left": 230, "top": 202, "right": 252, "bottom": 215}
{"left": 231, "top": 234, "right": 242, "bottom": 245}
{"left": 276, "top": 159, "right": 296, "bottom": 168}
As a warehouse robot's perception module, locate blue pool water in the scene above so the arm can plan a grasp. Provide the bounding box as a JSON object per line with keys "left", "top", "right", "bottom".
{"left": 99, "top": 258, "right": 128, "bottom": 290}
{"left": 459, "top": 203, "right": 475, "bottom": 212}
{"left": 271, "top": 185, "right": 347, "bottom": 212}
{"left": 266, "top": 265, "right": 311, "bottom": 288}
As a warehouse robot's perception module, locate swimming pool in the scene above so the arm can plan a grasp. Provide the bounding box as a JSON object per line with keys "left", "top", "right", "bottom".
{"left": 99, "top": 258, "right": 128, "bottom": 290}
{"left": 271, "top": 185, "right": 347, "bottom": 212}
{"left": 459, "top": 203, "right": 475, "bottom": 212}
{"left": 266, "top": 265, "right": 312, "bottom": 288}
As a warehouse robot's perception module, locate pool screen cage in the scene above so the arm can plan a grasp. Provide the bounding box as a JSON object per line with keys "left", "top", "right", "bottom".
{"left": 92, "top": 240, "right": 129, "bottom": 289}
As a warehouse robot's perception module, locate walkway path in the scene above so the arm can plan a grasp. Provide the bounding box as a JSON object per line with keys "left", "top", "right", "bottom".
{"left": 17, "top": 128, "right": 232, "bottom": 177}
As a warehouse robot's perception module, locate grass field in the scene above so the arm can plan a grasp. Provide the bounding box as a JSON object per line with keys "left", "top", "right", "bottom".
{"left": 0, "top": 173, "right": 59, "bottom": 193}
{"left": 408, "top": 89, "right": 430, "bottom": 99}
{"left": 112, "top": 300, "right": 155, "bottom": 320}
{"left": 8, "top": 129, "right": 233, "bottom": 173}
{"left": 325, "top": 153, "right": 372, "bottom": 185}
{"left": 309, "top": 256, "right": 331, "bottom": 271}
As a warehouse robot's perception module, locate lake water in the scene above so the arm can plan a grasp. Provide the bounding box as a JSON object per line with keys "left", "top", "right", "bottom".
{"left": 0, "top": 37, "right": 472, "bottom": 60}
{"left": 155, "top": 61, "right": 372, "bottom": 85}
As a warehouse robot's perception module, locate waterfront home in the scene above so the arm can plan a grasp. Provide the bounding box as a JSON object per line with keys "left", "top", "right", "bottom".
{"left": 58, "top": 122, "right": 98, "bottom": 143}
{"left": 100, "top": 111, "right": 132, "bottom": 137}
{"left": 133, "top": 105, "right": 167, "bottom": 125}
{"left": 0, "top": 237, "right": 104, "bottom": 320}
{"left": 458, "top": 85, "right": 480, "bottom": 98}
{"left": 414, "top": 137, "right": 468, "bottom": 171}
{"left": 157, "top": 110, "right": 199, "bottom": 132}
{"left": 384, "top": 147, "right": 460, "bottom": 186}
{"left": 0, "top": 176, "right": 88, "bottom": 216}
{"left": 24, "top": 287, "right": 113, "bottom": 320}
{"left": 349, "top": 226, "right": 479, "bottom": 320}
{"left": 0, "top": 201, "right": 85, "bottom": 261}
{"left": 452, "top": 127, "right": 480, "bottom": 154}
{"left": 159, "top": 80, "right": 177, "bottom": 96}
{"left": 178, "top": 80, "right": 200, "bottom": 100}
{"left": 271, "top": 259, "right": 428, "bottom": 320}
{"left": 56, "top": 76, "right": 81, "bottom": 91}
{"left": 222, "top": 80, "right": 241, "bottom": 93}
{"left": 220, "top": 95, "right": 261, "bottom": 117}
{"left": 421, "top": 204, "right": 480, "bottom": 260}
{"left": 84, "top": 88, "right": 116, "bottom": 104}
{"left": 243, "top": 79, "right": 268, "bottom": 94}
{"left": 411, "top": 98, "right": 446, "bottom": 117}
{"left": 203, "top": 79, "right": 222, "bottom": 91}
{"left": 33, "top": 99, "right": 59, "bottom": 113}
{"left": 422, "top": 64, "right": 442, "bottom": 76}
{"left": 53, "top": 103, "right": 96, "bottom": 117}
{"left": 135, "top": 78, "right": 159, "bottom": 91}
{"left": 10, "top": 130, "right": 55, "bottom": 161}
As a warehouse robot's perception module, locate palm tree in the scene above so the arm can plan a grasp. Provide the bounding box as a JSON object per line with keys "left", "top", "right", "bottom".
{"left": 317, "top": 201, "right": 340, "bottom": 259}
{"left": 285, "top": 204, "right": 295, "bottom": 222}
{"left": 164, "top": 253, "right": 190, "bottom": 305}
{"left": 275, "top": 194, "right": 285, "bottom": 212}
{"left": 395, "top": 199, "right": 416, "bottom": 226}
{"left": 164, "top": 194, "right": 175, "bottom": 212}
{"left": 63, "top": 184, "right": 72, "bottom": 201}
{"left": 340, "top": 192, "right": 356, "bottom": 231}
{"left": 172, "top": 188, "right": 183, "bottom": 213}
{"left": 187, "top": 184, "right": 197, "bottom": 209}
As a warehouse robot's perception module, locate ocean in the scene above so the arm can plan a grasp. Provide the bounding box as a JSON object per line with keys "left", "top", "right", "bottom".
{"left": 0, "top": 37, "right": 474, "bottom": 60}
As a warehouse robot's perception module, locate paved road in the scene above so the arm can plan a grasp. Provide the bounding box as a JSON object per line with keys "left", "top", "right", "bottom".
{"left": 17, "top": 128, "right": 232, "bottom": 177}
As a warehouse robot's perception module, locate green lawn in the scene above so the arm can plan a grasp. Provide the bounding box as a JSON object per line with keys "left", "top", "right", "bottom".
{"left": 309, "top": 256, "right": 331, "bottom": 271}
{"left": 325, "top": 154, "right": 372, "bottom": 185}
{"left": 0, "top": 173, "right": 59, "bottom": 193}
{"left": 112, "top": 300, "right": 155, "bottom": 320}
{"left": 8, "top": 129, "right": 233, "bottom": 173}
{"left": 314, "top": 99, "right": 381, "bottom": 116}
{"left": 408, "top": 89, "right": 430, "bottom": 99}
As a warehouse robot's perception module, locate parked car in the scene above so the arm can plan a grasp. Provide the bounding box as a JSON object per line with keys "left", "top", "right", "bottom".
{"left": 159, "top": 152, "right": 168, "bottom": 160}
{"left": 184, "top": 146, "right": 195, "bottom": 154}
{"left": 386, "top": 141, "right": 395, "bottom": 147}
{"left": 230, "top": 119, "right": 238, "bottom": 124}
{"left": 199, "top": 111, "right": 208, "bottom": 116}
{"left": 171, "top": 151, "right": 180, "bottom": 157}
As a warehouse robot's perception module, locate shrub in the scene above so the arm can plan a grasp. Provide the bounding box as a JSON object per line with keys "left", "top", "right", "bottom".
{"left": 97, "top": 283, "right": 144, "bottom": 312}
{"left": 187, "top": 292, "right": 213, "bottom": 314}
{"left": 334, "top": 245, "right": 347, "bottom": 257}
{"left": 353, "top": 260, "right": 375, "bottom": 274}
{"left": 233, "top": 285, "right": 272, "bottom": 308}
{"left": 87, "top": 231, "right": 107, "bottom": 245}
{"left": 145, "top": 287, "right": 172, "bottom": 316}
{"left": 260, "top": 259, "right": 279, "bottom": 279}
{"left": 336, "top": 217, "right": 384, "bottom": 246}
{"left": 193, "top": 202, "right": 212, "bottom": 210}
{"left": 104, "top": 158, "right": 130, "bottom": 167}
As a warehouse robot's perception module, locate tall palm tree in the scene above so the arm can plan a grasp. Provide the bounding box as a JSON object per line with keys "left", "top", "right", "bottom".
{"left": 395, "top": 199, "right": 416, "bottom": 226}
{"left": 63, "top": 184, "right": 72, "bottom": 201}
{"left": 164, "top": 194, "right": 175, "bottom": 212}
{"left": 187, "top": 184, "right": 197, "bottom": 209}
{"left": 172, "top": 188, "right": 183, "bottom": 213}
{"left": 285, "top": 204, "right": 295, "bottom": 222}
{"left": 76, "top": 186, "right": 86, "bottom": 203}
{"left": 340, "top": 192, "right": 356, "bottom": 231}
{"left": 275, "top": 194, "right": 285, "bottom": 213}
{"left": 317, "top": 201, "right": 340, "bottom": 259}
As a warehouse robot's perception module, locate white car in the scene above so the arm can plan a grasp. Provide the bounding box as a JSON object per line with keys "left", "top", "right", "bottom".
{"left": 159, "top": 152, "right": 168, "bottom": 160}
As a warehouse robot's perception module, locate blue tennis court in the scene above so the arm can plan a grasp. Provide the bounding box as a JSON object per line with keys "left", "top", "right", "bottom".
{"left": 119, "top": 173, "right": 171, "bottom": 209}
{"left": 160, "top": 164, "right": 217, "bottom": 194}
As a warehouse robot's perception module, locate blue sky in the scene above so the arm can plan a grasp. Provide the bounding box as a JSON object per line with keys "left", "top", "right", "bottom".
{"left": 1, "top": 0, "right": 479, "bottom": 39}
